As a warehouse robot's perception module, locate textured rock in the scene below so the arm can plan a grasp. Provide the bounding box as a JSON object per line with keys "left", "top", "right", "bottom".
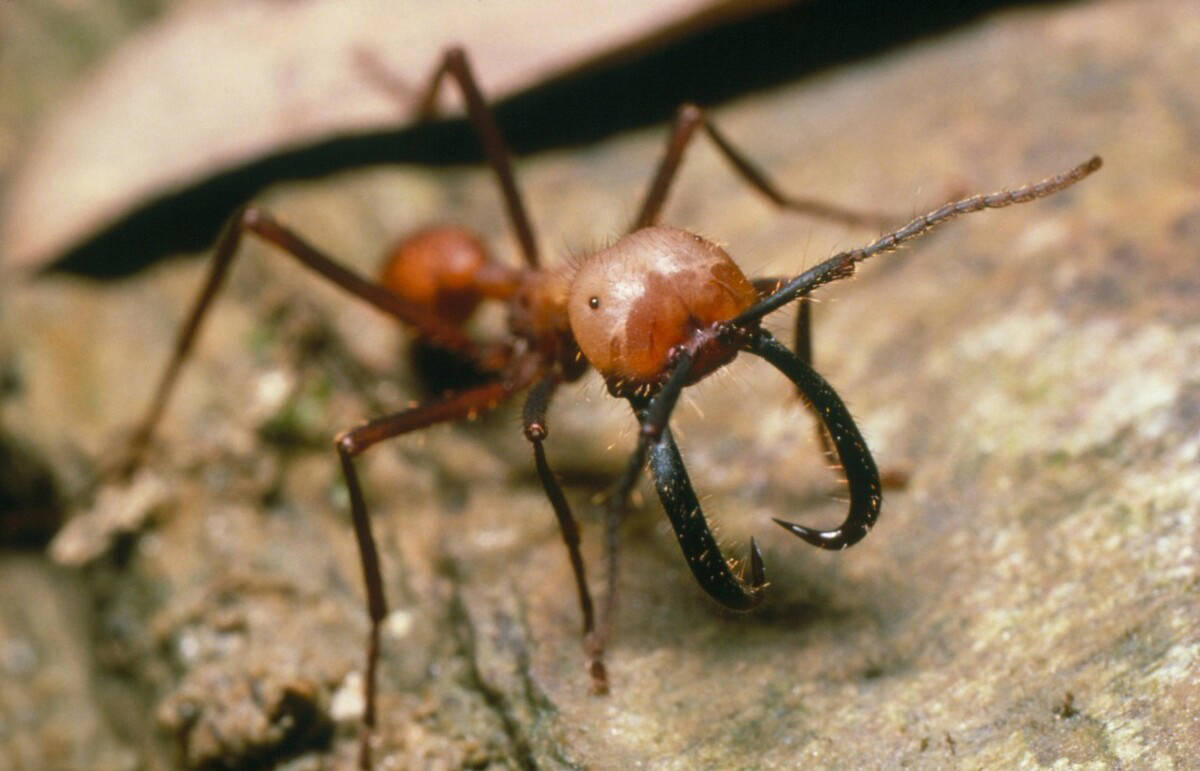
{"left": 2, "top": 0, "right": 1197, "bottom": 768}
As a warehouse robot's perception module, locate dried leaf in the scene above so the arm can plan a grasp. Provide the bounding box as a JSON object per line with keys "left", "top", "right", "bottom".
{"left": 0, "top": 0, "right": 783, "bottom": 271}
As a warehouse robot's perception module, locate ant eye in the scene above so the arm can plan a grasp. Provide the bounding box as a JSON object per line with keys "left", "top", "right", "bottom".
{"left": 588, "top": 296, "right": 600, "bottom": 309}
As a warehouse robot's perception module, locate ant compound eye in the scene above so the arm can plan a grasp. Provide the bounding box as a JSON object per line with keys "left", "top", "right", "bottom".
{"left": 588, "top": 296, "right": 600, "bottom": 309}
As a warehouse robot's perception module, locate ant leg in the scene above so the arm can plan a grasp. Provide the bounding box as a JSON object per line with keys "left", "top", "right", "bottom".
{"left": 116, "top": 206, "right": 497, "bottom": 479}
{"left": 790, "top": 295, "right": 839, "bottom": 461}
{"left": 521, "top": 378, "right": 605, "bottom": 692}
{"left": 632, "top": 102, "right": 894, "bottom": 231}
{"left": 752, "top": 278, "right": 836, "bottom": 459}
{"left": 335, "top": 377, "right": 530, "bottom": 770}
{"left": 734, "top": 156, "right": 1103, "bottom": 325}
{"left": 794, "top": 293, "right": 814, "bottom": 367}
{"left": 413, "top": 48, "right": 540, "bottom": 267}
{"left": 743, "top": 330, "right": 882, "bottom": 550}
{"left": 790, "top": 295, "right": 913, "bottom": 488}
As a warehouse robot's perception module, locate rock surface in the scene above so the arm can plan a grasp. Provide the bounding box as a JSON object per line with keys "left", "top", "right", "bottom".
{"left": 2, "top": 0, "right": 1198, "bottom": 768}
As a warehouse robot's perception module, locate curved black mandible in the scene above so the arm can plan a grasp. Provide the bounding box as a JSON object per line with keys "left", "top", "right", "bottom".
{"left": 745, "top": 330, "right": 882, "bottom": 549}
{"left": 647, "top": 425, "right": 766, "bottom": 610}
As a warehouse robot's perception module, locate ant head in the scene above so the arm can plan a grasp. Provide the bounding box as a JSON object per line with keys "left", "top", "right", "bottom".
{"left": 566, "top": 226, "right": 759, "bottom": 395}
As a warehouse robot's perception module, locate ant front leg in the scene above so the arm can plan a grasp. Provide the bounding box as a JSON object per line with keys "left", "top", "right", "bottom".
{"left": 785, "top": 293, "right": 909, "bottom": 488}
{"left": 633, "top": 103, "right": 895, "bottom": 231}
{"left": 115, "top": 206, "right": 492, "bottom": 480}
{"left": 580, "top": 356, "right": 695, "bottom": 678}
{"left": 521, "top": 377, "right": 606, "bottom": 692}
{"left": 751, "top": 278, "right": 836, "bottom": 459}
{"left": 784, "top": 294, "right": 839, "bottom": 460}
{"left": 334, "top": 376, "right": 531, "bottom": 770}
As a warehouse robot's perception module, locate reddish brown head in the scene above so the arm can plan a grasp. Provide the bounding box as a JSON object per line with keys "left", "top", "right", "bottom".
{"left": 567, "top": 226, "right": 759, "bottom": 394}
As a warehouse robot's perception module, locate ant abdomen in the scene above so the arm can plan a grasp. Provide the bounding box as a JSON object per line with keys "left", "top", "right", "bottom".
{"left": 379, "top": 225, "right": 521, "bottom": 325}
{"left": 567, "top": 226, "right": 759, "bottom": 390}
{"left": 380, "top": 225, "right": 525, "bottom": 393}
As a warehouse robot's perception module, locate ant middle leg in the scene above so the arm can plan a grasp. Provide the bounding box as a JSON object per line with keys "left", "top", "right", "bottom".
{"left": 632, "top": 102, "right": 897, "bottom": 231}
{"left": 335, "top": 375, "right": 533, "bottom": 769}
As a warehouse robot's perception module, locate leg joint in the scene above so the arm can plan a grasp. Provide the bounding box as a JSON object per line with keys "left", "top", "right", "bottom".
{"left": 676, "top": 101, "right": 704, "bottom": 124}
{"left": 335, "top": 431, "right": 360, "bottom": 458}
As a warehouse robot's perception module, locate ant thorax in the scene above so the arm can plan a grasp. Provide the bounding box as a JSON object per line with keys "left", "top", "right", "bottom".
{"left": 567, "top": 225, "right": 759, "bottom": 395}
{"left": 505, "top": 267, "right": 580, "bottom": 371}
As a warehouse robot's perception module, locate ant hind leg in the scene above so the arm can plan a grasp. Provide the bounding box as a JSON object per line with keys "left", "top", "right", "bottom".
{"left": 115, "top": 206, "right": 486, "bottom": 481}
{"left": 358, "top": 47, "right": 540, "bottom": 268}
